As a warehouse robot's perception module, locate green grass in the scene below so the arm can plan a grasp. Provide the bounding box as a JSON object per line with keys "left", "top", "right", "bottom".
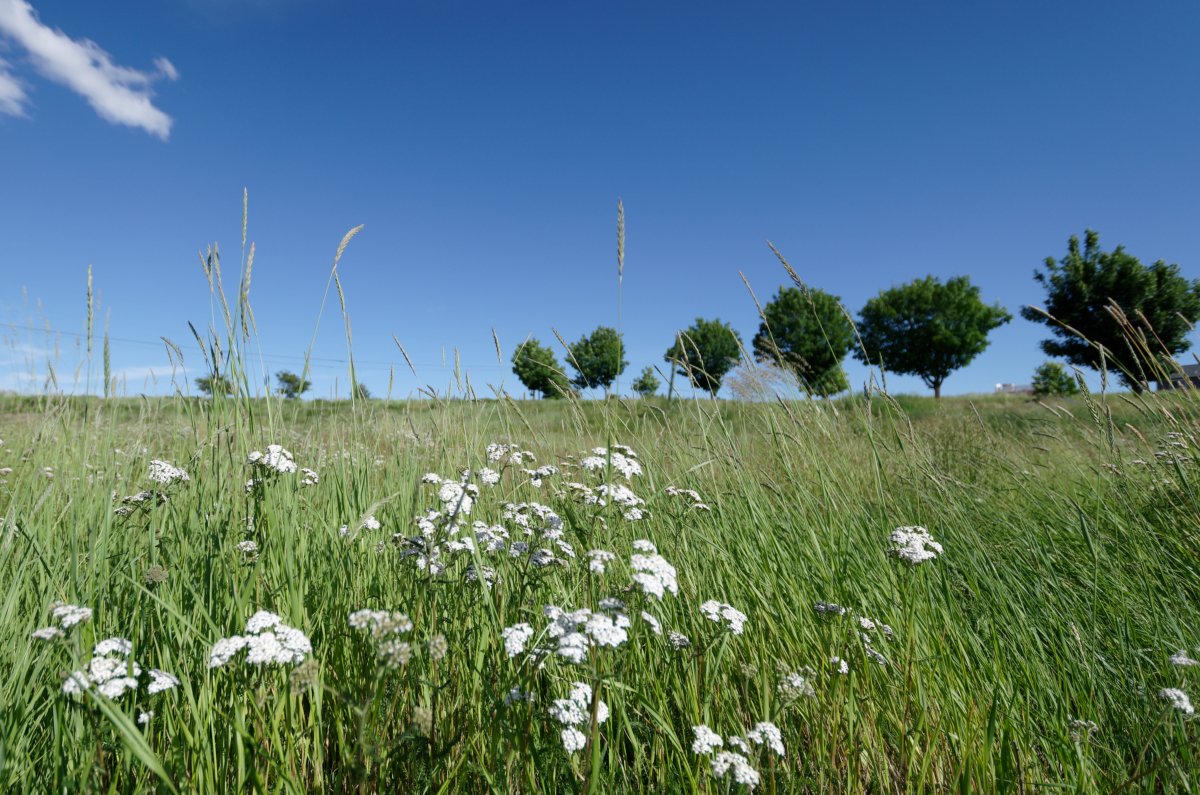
{"left": 0, "top": 387, "right": 1197, "bottom": 793}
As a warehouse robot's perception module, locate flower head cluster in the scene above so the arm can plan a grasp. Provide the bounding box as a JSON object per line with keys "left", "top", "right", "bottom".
{"left": 630, "top": 541, "right": 678, "bottom": 599}
{"left": 61, "top": 636, "right": 178, "bottom": 700}
{"left": 502, "top": 623, "right": 535, "bottom": 657}
{"left": 580, "top": 446, "right": 641, "bottom": 479}
{"left": 350, "top": 609, "right": 415, "bottom": 668}
{"left": 1159, "top": 687, "right": 1194, "bottom": 714}
{"left": 147, "top": 459, "right": 189, "bottom": 485}
{"left": 700, "top": 600, "right": 747, "bottom": 635}
{"left": 32, "top": 602, "right": 93, "bottom": 639}
{"left": 777, "top": 667, "right": 816, "bottom": 700}
{"left": 1169, "top": 648, "right": 1199, "bottom": 667}
{"left": 113, "top": 489, "right": 169, "bottom": 516}
{"left": 692, "top": 725, "right": 765, "bottom": 790}
{"left": 522, "top": 465, "right": 558, "bottom": 487}
{"left": 300, "top": 468, "right": 319, "bottom": 486}
{"left": 666, "top": 485, "right": 710, "bottom": 511}
{"left": 486, "top": 443, "right": 535, "bottom": 466}
{"left": 209, "top": 610, "right": 311, "bottom": 669}
{"left": 247, "top": 444, "right": 297, "bottom": 474}
{"left": 548, "top": 681, "right": 607, "bottom": 754}
{"left": 888, "top": 525, "right": 943, "bottom": 565}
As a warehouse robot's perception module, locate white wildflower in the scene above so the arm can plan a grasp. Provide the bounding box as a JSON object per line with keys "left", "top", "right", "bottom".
{"left": 96, "top": 676, "right": 139, "bottom": 699}
{"left": 888, "top": 525, "right": 943, "bottom": 565}
{"left": 93, "top": 638, "right": 133, "bottom": 657}
{"left": 248, "top": 444, "right": 297, "bottom": 474}
{"left": 630, "top": 550, "right": 678, "bottom": 599}
{"left": 478, "top": 467, "right": 500, "bottom": 486}
{"left": 147, "top": 669, "right": 180, "bottom": 694}
{"left": 236, "top": 540, "right": 258, "bottom": 554}
{"left": 587, "top": 549, "right": 616, "bottom": 573}
{"left": 746, "top": 722, "right": 784, "bottom": 755}
{"left": 138, "top": 711, "right": 154, "bottom": 726}
{"left": 502, "top": 623, "right": 534, "bottom": 658}
{"left": 640, "top": 612, "right": 662, "bottom": 635}
{"left": 1159, "top": 688, "right": 1195, "bottom": 714}
{"left": 814, "top": 601, "right": 847, "bottom": 616}
{"left": 561, "top": 727, "right": 587, "bottom": 754}
{"left": 147, "top": 460, "right": 189, "bottom": 485}
{"left": 691, "top": 725, "right": 724, "bottom": 754}
{"left": 778, "top": 669, "right": 816, "bottom": 699}
{"left": 584, "top": 613, "right": 628, "bottom": 648}
{"left": 245, "top": 611, "right": 282, "bottom": 634}
{"left": 208, "top": 636, "right": 248, "bottom": 668}
{"left": 668, "top": 631, "right": 691, "bottom": 649}
{"left": 31, "top": 626, "right": 64, "bottom": 641}
{"left": 1170, "top": 650, "right": 1199, "bottom": 667}
{"left": 831, "top": 656, "right": 849, "bottom": 674}
{"left": 362, "top": 515, "right": 381, "bottom": 531}
{"left": 710, "top": 752, "right": 760, "bottom": 789}
{"left": 300, "top": 468, "right": 319, "bottom": 486}
{"left": 700, "top": 600, "right": 747, "bottom": 635}
{"left": 51, "top": 603, "right": 93, "bottom": 628}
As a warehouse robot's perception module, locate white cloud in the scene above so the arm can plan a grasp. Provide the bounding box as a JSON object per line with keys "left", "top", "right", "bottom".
{"left": 0, "top": 0, "right": 176, "bottom": 138}
{"left": 0, "top": 57, "right": 25, "bottom": 115}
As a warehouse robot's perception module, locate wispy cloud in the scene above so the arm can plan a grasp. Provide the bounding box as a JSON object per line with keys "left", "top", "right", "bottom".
{"left": 0, "top": 0, "right": 177, "bottom": 138}
{"left": 0, "top": 57, "right": 26, "bottom": 116}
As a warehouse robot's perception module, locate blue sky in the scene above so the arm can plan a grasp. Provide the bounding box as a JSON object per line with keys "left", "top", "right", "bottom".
{"left": 2, "top": 0, "right": 1198, "bottom": 399}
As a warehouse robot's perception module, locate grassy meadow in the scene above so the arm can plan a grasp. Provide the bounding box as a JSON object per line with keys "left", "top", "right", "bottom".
{"left": 1, "top": 383, "right": 1198, "bottom": 793}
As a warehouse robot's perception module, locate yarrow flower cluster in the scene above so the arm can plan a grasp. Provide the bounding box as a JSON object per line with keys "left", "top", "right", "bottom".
{"left": 665, "top": 485, "right": 711, "bottom": 511}
{"left": 580, "top": 446, "right": 642, "bottom": 479}
{"left": 692, "top": 723, "right": 779, "bottom": 790}
{"left": 547, "top": 681, "right": 608, "bottom": 754}
{"left": 147, "top": 459, "right": 189, "bottom": 485}
{"left": 349, "top": 609, "right": 415, "bottom": 668}
{"left": 209, "top": 611, "right": 312, "bottom": 669}
{"left": 1159, "top": 687, "right": 1194, "bottom": 715}
{"left": 247, "top": 444, "right": 298, "bottom": 474}
{"left": 629, "top": 541, "right": 678, "bottom": 599}
{"left": 486, "top": 442, "right": 536, "bottom": 466}
{"left": 814, "top": 601, "right": 894, "bottom": 669}
{"left": 31, "top": 602, "right": 93, "bottom": 639}
{"left": 1169, "top": 648, "right": 1199, "bottom": 667}
{"left": 56, "top": 631, "right": 178, "bottom": 707}
{"left": 700, "top": 600, "right": 748, "bottom": 635}
{"left": 888, "top": 525, "right": 943, "bottom": 565}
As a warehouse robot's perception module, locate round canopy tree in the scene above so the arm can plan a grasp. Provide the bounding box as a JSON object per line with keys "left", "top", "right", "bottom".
{"left": 854, "top": 275, "right": 1010, "bottom": 398}
{"left": 752, "top": 286, "right": 854, "bottom": 397}
{"left": 664, "top": 318, "right": 743, "bottom": 397}
{"left": 512, "top": 338, "right": 572, "bottom": 399}
{"left": 1021, "top": 230, "right": 1200, "bottom": 391}
{"left": 566, "top": 326, "right": 628, "bottom": 394}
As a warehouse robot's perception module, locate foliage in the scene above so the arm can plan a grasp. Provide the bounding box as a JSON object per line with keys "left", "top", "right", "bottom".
{"left": 353, "top": 382, "right": 371, "bottom": 400}
{"left": 630, "top": 367, "right": 659, "bottom": 398}
{"left": 3, "top": 391, "right": 1200, "bottom": 792}
{"left": 194, "top": 374, "right": 234, "bottom": 397}
{"left": 1031, "top": 361, "right": 1079, "bottom": 397}
{"left": 664, "top": 318, "right": 743, "bottom": 396}
{"left": 752, "top": 286, "right": 854, "bottom": 396}
{"left": 275, "top": 370, "right": 312, "bottom": 400}
{"left": 1021, "top": 230, "right": 1200, "bottom": 391}
{"left": 511, "top": 338, "right": 572, "bottom": 399}
{"left": 854, "top": 276, "right": 1011, "bottom": 398}
{"left": 566, "top": 326, "right": 628, "bottom": 393}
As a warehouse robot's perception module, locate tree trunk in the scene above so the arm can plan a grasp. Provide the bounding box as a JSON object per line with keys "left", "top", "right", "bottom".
{"left": 933, "top": 382, "right": 942, "bottom": 399}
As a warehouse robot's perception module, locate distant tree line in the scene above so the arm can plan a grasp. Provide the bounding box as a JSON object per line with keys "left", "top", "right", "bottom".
{"left": 509, "top": 230, "right": 1200, "bottom": 400}
{"left": 193, "top": 230, "right": 1200, "bottom": 401}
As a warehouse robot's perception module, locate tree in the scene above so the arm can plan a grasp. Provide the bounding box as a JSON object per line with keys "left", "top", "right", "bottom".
{"left": 275, "top": 370, "right": 312, "bottom": 399}
{"left": 752, "top": 286, "right": 854, "bottom": 397}
{"left": 567, "top": 326, "right": 628, "bottom": 394}
{"left": 854, "top": 276, "right": 1010, "bottom": 399}
{"left": 511, "top": 338, "right": 572, "bottom": 399}
{"left": 631, "top": 367, "right": 659, "bottom": 398}
{"left": 1021, "top": 230, "right": 1200, "bottom": 391}
{"left": 664, "top": 318, "right": 743, "bottom": 397}
{"left": 195, "top": 374, "right": 235, "bottom": 397}
{"left": 353, "top": 382, "right": 371, "bottom": 400}
{"left": 1031, "top": 361, "right": 1079, "bottom": 397}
